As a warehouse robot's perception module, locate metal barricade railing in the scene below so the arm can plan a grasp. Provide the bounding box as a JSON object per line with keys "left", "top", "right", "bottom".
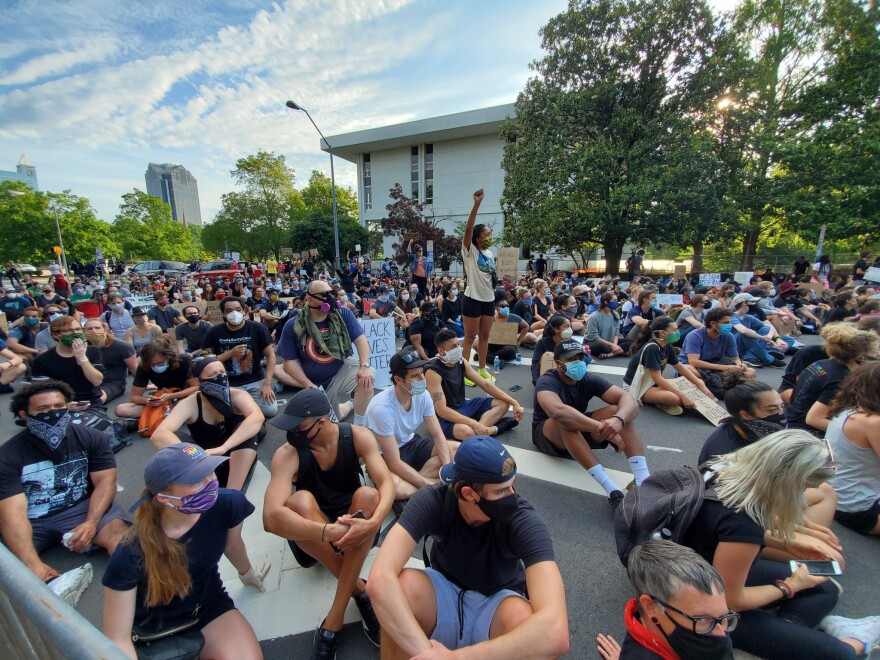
{"left": 0, "top": 542, "right": 128, "bottom": 660}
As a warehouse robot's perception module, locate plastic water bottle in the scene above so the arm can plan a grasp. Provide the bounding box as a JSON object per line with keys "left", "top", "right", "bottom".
{"left": 493, "top": 356, "right": 501, "bottom": 376}
{"left": 163, "top": 403, "right": 172, "bottom": 417}
{"left": 515, "top": 349, "right": 521, "bottom": 366}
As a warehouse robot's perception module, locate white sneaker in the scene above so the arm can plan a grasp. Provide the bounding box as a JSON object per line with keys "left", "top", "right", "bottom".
{"left": 654, "top": 403, "right": 684, "bottom": 416}
{"left": 48, "top": 563, "right": 93, "bottom": 608}
{"left": 820, "top": 615, "right": 880, "bottom": 653}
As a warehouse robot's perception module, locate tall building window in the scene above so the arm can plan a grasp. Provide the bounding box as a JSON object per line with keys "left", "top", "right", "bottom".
{"left": 424, "top": 144, "right": 434, "bottom": 204}
{"left": 363, "top": 153, "right": 372, "bottom": 210}
{"left": 410, "top": 146, "right": 419, "bottom": 200}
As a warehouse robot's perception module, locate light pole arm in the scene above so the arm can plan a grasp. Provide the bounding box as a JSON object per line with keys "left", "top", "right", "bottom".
{"left": 300, "top": 109, "right": 341, "bottom": 270}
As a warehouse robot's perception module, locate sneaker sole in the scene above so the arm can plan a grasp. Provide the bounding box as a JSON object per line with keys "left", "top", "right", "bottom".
{"left": 54, "top": 564, "right": 93, "bottom": 608}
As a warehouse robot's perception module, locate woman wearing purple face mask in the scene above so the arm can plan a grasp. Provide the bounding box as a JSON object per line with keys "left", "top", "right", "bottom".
{"left": 102, "top": 444, "right": 268, "bottom": 659}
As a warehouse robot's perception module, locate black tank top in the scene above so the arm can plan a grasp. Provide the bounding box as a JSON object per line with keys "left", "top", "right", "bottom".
{"left": 534, "top": 294, "right": 552, "bottom": 319}
{"left": 424, "top": 359, "right": 465, "bottom": 409}
{"left": 441, "top": 296, "right": 461, "bottom": 323}
{"left": 186, "top": 394, "right": 245, "bottom": 451}
{"left": 294, "top": 423, "right": 363, "bottom": 515}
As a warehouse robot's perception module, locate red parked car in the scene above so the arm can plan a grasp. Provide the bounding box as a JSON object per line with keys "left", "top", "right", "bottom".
{"left": 188, "top": 261, "right": 262, "bottom": 284}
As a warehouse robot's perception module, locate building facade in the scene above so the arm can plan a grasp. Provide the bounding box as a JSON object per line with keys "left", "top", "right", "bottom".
{"left": 145, "top": 163, "right": 203, "bottom": 226}
{"left": 324, "top": 104, "right": 514, "bottom": 263}
{"left": 0, "top": 154, "right": 38, "bottom": 190}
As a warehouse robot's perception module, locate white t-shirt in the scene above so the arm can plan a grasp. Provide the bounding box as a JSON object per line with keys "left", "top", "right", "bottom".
{"left": 462, "top": 243, "right": 496, "bottom": 302}
{"left": 364, "top": 386, "right": 436, "bottom": 449}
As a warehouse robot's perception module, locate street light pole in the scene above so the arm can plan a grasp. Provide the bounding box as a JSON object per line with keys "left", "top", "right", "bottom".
{"left": 285, "top": 100, "right": 340, "bottom": 270}
{"left": 51, "top": 207, "right": 70, "bottom": 277}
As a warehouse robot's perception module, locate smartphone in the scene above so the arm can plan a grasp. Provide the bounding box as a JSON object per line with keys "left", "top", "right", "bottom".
{"left": 790, "top": 560, "right": 842, "bottom": 576}
{"left": 350, "top": 509, "right": 366, "bottom": 520}
{"left": 508, "top": 385, "right": 522, "bottom": 392}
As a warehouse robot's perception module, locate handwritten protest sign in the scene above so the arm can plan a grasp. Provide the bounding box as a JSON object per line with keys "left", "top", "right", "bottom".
{"left": 864, "top": 266, "right": 880, "bottom": 282}
{"left": 673, "top": 264, "right": 686, "bottom": 279}
{"left": 496, "top": 248, "right": 519, "bottom": 281}
{"left": 668, "top": 377, "right": 729, "bottom": 426}
{"left": 698, "top": 273, "right": 721, "bottom": 287}
{"left": 126, "top": 294, "right": 158, "bottom": 313}
{"left": 282, "top": 248, "right": 293, "bottom": 256}
{"left": 204, "top": 301, "right": 224, "bottom": 324}
{"left": 360, "top": 318, "right": 394, "bottom": 388}
{"left": 734, "top": 272, "right": 754, "bottom": 285}
{"left": 656, "top": 294, "right": 684, "bottom": 306}
{"left": 488, "top": 321, "right": 520, "bottom": 346}
{"left": 171, "top": 300, "right": 207, "bottom": 317}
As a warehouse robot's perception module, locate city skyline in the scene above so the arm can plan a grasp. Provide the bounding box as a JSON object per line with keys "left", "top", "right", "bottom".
{"left": 145, "top": 162, "right": 203, "bottom": 226}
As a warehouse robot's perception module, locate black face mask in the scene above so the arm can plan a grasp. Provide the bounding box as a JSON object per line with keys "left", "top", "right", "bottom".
{"left": 659, "top": 620, "right": 733, "bottom": 660}
{"left": 286, "top": 418, "right": 322, "bottom": 449}
{"left": 26, "top": 409, "right": 70, "bottom": 450}
{"left": 200, "top": 374, "right": 233, "bottom": 417}
{"left": 186, "top": 314, "right": 201, "bottom": 324}
{"left": 738, "top": 412, "right": 787, "bottom": 441}
{"left": 475, "top": 491, "right": 519, "bottom": 522}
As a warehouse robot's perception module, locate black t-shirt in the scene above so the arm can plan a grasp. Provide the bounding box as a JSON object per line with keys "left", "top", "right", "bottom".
{"left": 397, "top": 484, "right": 555, "bottom": 595}
{"left": 682, "top": 498, "right": 765, "bottom": 565}
{"left": 0, "top": 425, "right": 115, "bottom": 519}
{"left": 0, "top": 296, "right": 32, "bottom": 322}
{"left": 441, "top": 296, "right": 462, "bottom": 324}
{"left": 424, "top": 358, "right": 466, "bottom": 409}
{"left": 623, "top": 341, "right": 678, "bottom": 385}
{"left": 697, "top": 423, "right": 748, "bottom": 465}
{"left": 175, "top": 321, "right": 212, "bottom": 352}
{"left": 132, "top": 353, "right": 193, "bottom": 390}
{"left": 32, "top": 346, "right": 106, "bottom": 405}
{"left": 780, "top": 344, "right": 827, "bottom": 392}
{"left": 405, "top": 318, "right": 446, "bottom": 359}
{"left": 787, "top": 359, "right": 851, "bottom": 429}
{"left": 99, "top": 340, "right": 136, "bottom": 383}
{"left": 532, "top": 369, "right": 612, "bottom": 427}
{"left": 512, "top": 301, "right": 534, "bottom": 325}
{"left": 793, "top": 260, "right": 810, "bottom": 276}
{"left": 824, "top": 307, "right": 856, "bottom": 324}
{"left": 102, "top": 490, "right": 253, "bottom": 623}
{"left": 853, "top": 259, "right": 868, "bottom": 279}
{"left": 203, "top": 321, "right": 272, "bottom": 386}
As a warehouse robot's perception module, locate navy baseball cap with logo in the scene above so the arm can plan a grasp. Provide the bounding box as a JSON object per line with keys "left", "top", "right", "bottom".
{"left": 554, "top": 338, "right": 585, "bottom": 359}
{"left": 271, "top": 388, "right": 332, "bottom": 431}
{"left": 129, "top": 443, "right": 227, "bottom": 511}
{"left": 439, "top": 436, "right": 516, "bottom": 484}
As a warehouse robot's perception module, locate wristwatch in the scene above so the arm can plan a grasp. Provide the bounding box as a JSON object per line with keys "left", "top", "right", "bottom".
{"left": 359, "top": 362, "right": 370, "bottom": 368}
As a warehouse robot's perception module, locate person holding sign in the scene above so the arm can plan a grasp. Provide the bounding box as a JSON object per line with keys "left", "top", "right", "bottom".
{"left": 623, "top": 316, "right": 713, "bottom": 415}
{"left": 485, "top": 292, "right": 533, "bottom": 368}
{"left": 461, "top": 189, "right": 498, "bottom": 383}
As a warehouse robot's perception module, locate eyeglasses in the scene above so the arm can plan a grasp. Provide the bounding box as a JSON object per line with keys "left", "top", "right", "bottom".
{"left": 650, "top": 596, "right": 739, "bottom": 635}
{"left": 400, "top": 350, "right": 421, "bottom": 364}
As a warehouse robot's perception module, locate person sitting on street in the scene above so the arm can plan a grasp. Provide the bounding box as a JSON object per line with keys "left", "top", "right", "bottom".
{"left": 103, "top": 293, "right": 134, "bottom": 340}
{"left": 426, "top": 328, "right": 523, "bottom": 441}
{"left": 729, "top": 293, "right": 789, "bottom": 368}
{"left": 679, "top": 308, "right": 756, "bottom": 399}
{"left": 530, "top": 315, "right": 572, "bottom": 384}
{"left": 0, "top": 380, "right": 129, "bottom": 607}
{"left": 486, "top": 291, "right": 533, "bottom": 367}
{"left": 586, "top": 292, "right": 625, "bottom": 359}
{"left": 364, "top": 349, "right": 459, "bottom": 500}
{"left": 32, "top": 315, "right": 106, "bottom": 409}
{"left": 152, "top": 357, "right": 266, "bottom": 491}
{"left": 596, "top": 540, "right": 737, "bottom": 660}
{"left": 6, "top": 305, "right": 44, "bottom": 366}
{"left": 263, "top": 389, "right": 394, "bottom": 658}
{"left": 175, "top": 303, "right": 212, "bottom": 356}
{"left": 370, "top": 284, "right": 410, "bottom": 329}
{"left": 554, "top": 293, "right": 586, "bottom": 334}
{"left": 367, "top": 435, "right": 570, "bottom": 659}
{"left": 404, "top": 301, "right": 447, "bottom": 360}
{"left": 114, "top": 339, "right": 198, "bottom": 420}
{"left": 532, "top": 338, "right": 648, "bottom": 504}
{"left": 83, "top": 318, "right": 137, "bottom": 405}
{"left": 621, "top": 290, "right": 662, "bottom": 353}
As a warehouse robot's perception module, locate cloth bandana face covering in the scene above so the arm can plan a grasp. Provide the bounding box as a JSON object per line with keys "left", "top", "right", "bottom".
{"left": 200, "top": 374, "right": 234, "bottom": 417}
{"left": 27, "top": 409, "right": 70, "bottom": 450}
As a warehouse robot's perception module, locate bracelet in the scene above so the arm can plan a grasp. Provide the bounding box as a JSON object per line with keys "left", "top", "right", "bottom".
{"left": 773, "top": 582, "right": 789, "bottom": 600}
{"left": 775, "top": 579, "right": 794, "bottom": 600}
{"left": 321, "top": 523, "right": 328, "bottom": 542}
{"left": 612, "top": 414, "right": 626, "bottom": 426}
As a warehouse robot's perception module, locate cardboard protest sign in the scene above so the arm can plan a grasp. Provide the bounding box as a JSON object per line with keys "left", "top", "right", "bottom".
{"left": 360, "top": 318, "right": 394, "bottom": 388}
{"left": 863, "top": 266, "right": 880, "bottom": 282}
{"left": 282, "top": 248, "right": 293, "bottom": 256}
{"left": 656, "top": 294, "right": 684, "bottom": 306}
{"left": 734, "top": 272, "right": 754, "bottom": 285}
{"left": 496, "top": 248, "right": 519, "bottom": 281}
{"left": 204, "top": 301, "right": 224, "bottom": 324}
{"left": 487, "top": 321, "right": 520, "bottom": 346}
{"left": 170, "top": 300, "right": 207, "bottom": 317}
{"left": 539, "top": 351, "right": 555, "bottom": 377}
{"left": 309, "top": 249, "right": 318, "bottom": 257}
{"left": 668, "top": 377, "right": 729, "bottom": 426}
{"left": 0, "top": 312, "right": 7, "bottom": 333}
{"left": 698, "top": 273, "right": 721, "bottom": 287}
{"left": 673, "top": 264, "right": 686, "bottom": 279}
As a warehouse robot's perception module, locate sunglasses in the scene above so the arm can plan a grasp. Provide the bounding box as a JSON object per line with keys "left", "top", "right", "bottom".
{"left": 399, "top": 350, "right": 421, "bottom": 364}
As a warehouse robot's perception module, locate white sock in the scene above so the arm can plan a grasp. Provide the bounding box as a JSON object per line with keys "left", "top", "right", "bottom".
{"left": 628, "top": 456, "right": 650, "bottom": 485}
{"left": 490, "top": 426, "right": 498, "bottom": 436}
{"left": 587, "top": 464, "right": 619, "bottom": 496}
{"left": 353, "top": 413, "right": 365, "bottom": 426}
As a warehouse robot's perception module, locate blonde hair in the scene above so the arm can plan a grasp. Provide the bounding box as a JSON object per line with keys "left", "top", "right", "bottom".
{"left": 821, "top": 323, "right": 879, "bottom": 363}
{"left": 710, "top": 429, "right": 834, "bottom": 541}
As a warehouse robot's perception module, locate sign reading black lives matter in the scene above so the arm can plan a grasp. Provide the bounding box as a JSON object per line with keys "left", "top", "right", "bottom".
{"left": 359, "top": 318, "right": 394, "bottom": 388}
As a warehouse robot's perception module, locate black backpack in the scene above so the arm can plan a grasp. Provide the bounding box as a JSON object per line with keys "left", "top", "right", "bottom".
{"left": 613, "top": 465, "right": 721, "bottom": 567}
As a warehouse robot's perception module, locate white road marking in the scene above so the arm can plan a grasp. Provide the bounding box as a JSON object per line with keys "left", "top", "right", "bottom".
{"left": 647, "top": 445, "right": 683, "bottom": 453}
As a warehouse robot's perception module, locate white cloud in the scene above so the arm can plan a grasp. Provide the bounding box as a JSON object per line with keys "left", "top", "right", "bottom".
{"left": 0, "top": 37, "right": 120, "bottom": 86}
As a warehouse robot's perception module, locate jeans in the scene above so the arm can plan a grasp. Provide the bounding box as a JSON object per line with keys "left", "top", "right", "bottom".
{"left": 736, "top": 325, "right": 775, "bottom": 364}
{"left": 731, "top": 559, "right": 854, "bottom": 660}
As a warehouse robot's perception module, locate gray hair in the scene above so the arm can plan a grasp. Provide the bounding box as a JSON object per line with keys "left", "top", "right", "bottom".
{"left": 627, "top": 540, "right": 725, "bottom": 601}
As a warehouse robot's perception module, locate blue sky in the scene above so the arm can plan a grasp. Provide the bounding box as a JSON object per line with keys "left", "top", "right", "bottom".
{"left": 0, "top": 0, "right": 735, "bottom": 224}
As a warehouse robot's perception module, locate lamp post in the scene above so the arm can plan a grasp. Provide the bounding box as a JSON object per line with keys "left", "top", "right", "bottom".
{"left": 51, "top": 206, "right": 70, "bottom": 277}
{"left": 285, "top": 99, "right": 340, "bottom": 270}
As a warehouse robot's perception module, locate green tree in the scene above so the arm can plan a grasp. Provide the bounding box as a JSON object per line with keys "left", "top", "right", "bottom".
{"left": 501, "top": 0, "right": 719, "bottom": 275}
{"left": 297, "top": 170, "right": 358, "bottom": 221}
{"left": 110, "top": 189, "right": 198, "bottom": 261}
{"left": 289, "top": 210, "right": 369, "bottom": 266}
{"left": 380, "top": 184, "right": 459, "bottom": 268}
{"left": 48, "top": 190, "right": 119, "bottom": 263}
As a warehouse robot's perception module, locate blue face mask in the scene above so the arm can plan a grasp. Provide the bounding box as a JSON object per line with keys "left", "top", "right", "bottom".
{"left": 522, "top": 297, "right": 532, "bottom": 306}
{"left": 562, "top": 359, "right": 587, "bottom": 381}
{"left": 718, "top": 323, "right": 733, "bottom": 335}
{"left": 152, "top": 362, "right": 169, "bottom": 373}
{"left": 499, "top": 307, "right": 510, "bottom": 316}
{"left": 607, "top": 301, "right": 620, "bottom": 310}
{"left": 650, "top": 302, "right": 660, "bottom": 310}
{"left": 407, "top": 378, "right": 427, "bottom": 396}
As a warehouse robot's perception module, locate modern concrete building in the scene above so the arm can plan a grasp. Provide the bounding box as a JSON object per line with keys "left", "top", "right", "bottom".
{"left": 145, "top": 163, "right": 203, "bottom": 226}
{"left": 0, "top": 154, "right": 38, "bottom": 190}
{"left": 324, "top": 104, "right": 515, "bottom": 262}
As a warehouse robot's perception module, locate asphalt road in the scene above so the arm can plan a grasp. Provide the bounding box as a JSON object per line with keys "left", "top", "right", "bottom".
{"left": 1, "top": 333, "right": 877, "bottom": 659}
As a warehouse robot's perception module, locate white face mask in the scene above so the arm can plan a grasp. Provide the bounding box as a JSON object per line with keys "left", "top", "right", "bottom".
{"left": 560, "top": 328, "right": 574, "bottom": 340}
{"left": 441, "top": 346, "right": 463, "bottom": 365}
{"left": 401, "top": 293, "right": 410, "bottom": 301}
{"left": 226, "top": 310, "right": 244, "bottom": 325}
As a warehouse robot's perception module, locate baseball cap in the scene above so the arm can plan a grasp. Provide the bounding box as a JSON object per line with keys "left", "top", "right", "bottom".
{"left": 389, "top": 348, "right": 429, "bottom": 375}
{"left": 129, "top": 443, "right": 227, "bottom": 511}
{"left": 131, "top": 306, "right": 146, "bottom": 316}
{"left": 271, "top": 388, "right": 332, "bottom": 431}
{"left": 778, "top": 282, "right": 795, "bottom": 295}
{"left": 439, "top": 436, "right": 516, "bottom": 484}
{"left": 377, "top": 285, "right": 389, "bottom": 293}
{"left": 731, "top": 293, "right": 758, "bottom": 307}
{"left": 554, "top": 338, "right": 585, "bottom": 359}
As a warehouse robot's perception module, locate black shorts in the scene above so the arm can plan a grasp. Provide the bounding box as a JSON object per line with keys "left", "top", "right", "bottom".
{"left": 101, "top": 380, "right": 127, "bottom": 404}
{"left": 462, "top": 295, "right": 495, "bottom": 318}
{"left": 398, "top": 434, "right": 435, "bottom": 471}
{"left": 531, "top": 419, "right": 610, "bottom": 458}
{"left": 834, "top": 500, "right": 879, "bottom": 535}
{"left": 197, "top": 588, "right": 236, "bottom": 628}
{"left": 287, "top": 500, "right": 353, "bottom": 569}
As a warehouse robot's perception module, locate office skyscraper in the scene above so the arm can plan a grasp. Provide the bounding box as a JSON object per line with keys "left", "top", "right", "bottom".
{"left": 0, "top": 154, "right": 38, "bottom": 190}
{"left": 145, "top": 163, "right": 203, "bottom": 226}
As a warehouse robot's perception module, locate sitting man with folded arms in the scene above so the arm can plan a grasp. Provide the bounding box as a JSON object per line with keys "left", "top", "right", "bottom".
{"left": 426, "top": 328, "right": 523, "bottom": 440}
{"left": 368, "top": 435, "right": 570, "bottom": 659}
{"left": 364, "top": 349, "right": 459, "bottom": 500}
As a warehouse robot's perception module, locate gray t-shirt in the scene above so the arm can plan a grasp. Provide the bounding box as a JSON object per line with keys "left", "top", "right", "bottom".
{"left": 586, "top": 310, "right": 618, "bottom": 342}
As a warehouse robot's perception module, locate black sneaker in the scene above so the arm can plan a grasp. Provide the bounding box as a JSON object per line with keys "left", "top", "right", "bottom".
{"left": 743, "top": 359, "right": 763, "bottom": 368}
{"left": 353, "top": 589, "right": 381, "bottom": 647}
{"left": 312, "top": 625, "right": 338, "bottom": 660}
{"left": 120, "top": 418, "right": 139, "bottom": 433}
{"left": 769, "top": 359, "right": 786, "bottom": 368}
{"left": 608, "top": 490, "right": 625, "bottom": 510}
{"left": 0, "top": 383, "right": 14, "bottom": 394}
{"left": 494, "top": 417, "right": 519, "bottom": 435}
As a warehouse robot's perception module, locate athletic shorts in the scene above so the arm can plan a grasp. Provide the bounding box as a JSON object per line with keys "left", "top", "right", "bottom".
{"left": 531, "top": 418, "right": 610, "bottom": 458}
{"left": 197, "top": 588, "right": 236, "bottom": 628}
{"left": 30, "top": 497, "right": 131, "bottom": 553}
{"left": 398, "top": 434, "right": 436, "bottom": 471}
{"left": 425, "top": 568, "right": 527, "bottom": 649}
{"left": 101, "top": 379, "right": 127, "bottom": 404}
{"left": 462, "top": 295, "right": 495, "bottom": 318}
{"left": 325, "top": 358, "right": 374, "bottom": 420}
{"left": 439, "top": 398, "right": 494, "bottom": 437}
{"left": 287, "top": 499, "right": 353, "bottom": 569}
{"left": 834, "top": 499, "right": 879, "bottom": 535}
